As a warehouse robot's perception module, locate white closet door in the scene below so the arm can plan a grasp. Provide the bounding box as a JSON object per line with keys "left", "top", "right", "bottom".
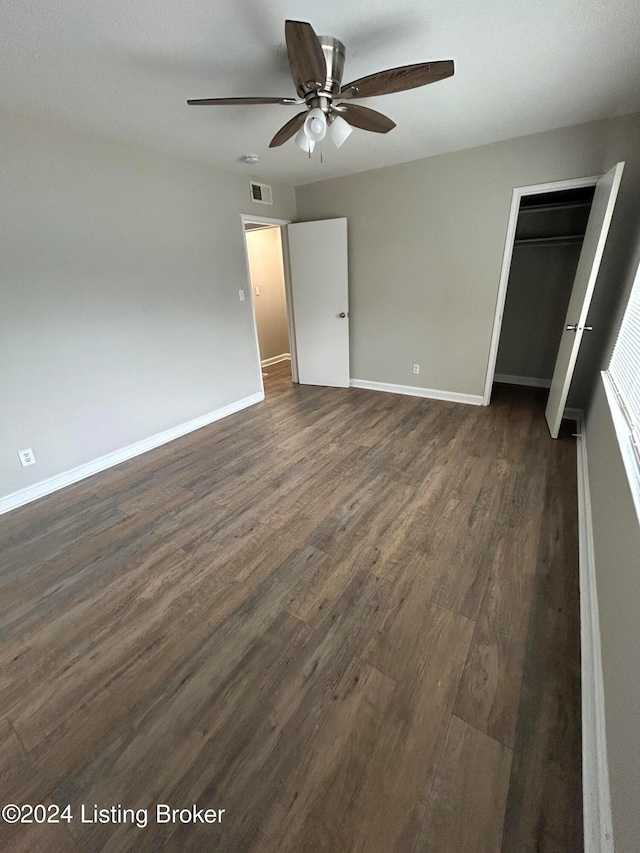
{"left": 545, "top": 162, "right": 625, "bottom": 437}
{"left": 287, "top": 218, "right": 350, "bottom": 388}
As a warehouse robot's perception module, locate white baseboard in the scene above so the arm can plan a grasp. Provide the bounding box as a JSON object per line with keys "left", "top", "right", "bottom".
{"left": 261, "top": 353, "right": 291, "bottom": 367}
{"left": 575, "top": 412, "right": 614, "bottom": 853}
{"left": 0, "top": 392, "right": 265, "bottom": 516}
{"left": 350, "top": 378, "right": 483, "bottom": 406}
{"left": 494, "top": 373, "right": 552, "bottom": 388}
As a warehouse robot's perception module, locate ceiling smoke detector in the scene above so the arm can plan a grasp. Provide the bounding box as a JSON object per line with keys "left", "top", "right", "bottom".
{"left": 242, "top": 154, "right": 260, "bottom": 164}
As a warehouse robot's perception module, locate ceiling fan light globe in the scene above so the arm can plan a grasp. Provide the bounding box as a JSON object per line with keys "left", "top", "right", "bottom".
{"left": 329, "top": 115, "right": 353, "bottom": 148}
{"left": 295, "top": 127, "right": 315, "bottom": 153}
{"left": 303, "top": 108, "right": 327, "bottom": 142}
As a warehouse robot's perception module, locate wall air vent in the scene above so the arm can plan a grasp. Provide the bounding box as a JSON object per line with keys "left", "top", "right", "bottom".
{"left": 250, "top": 181, "right": 273, "bottom": 205}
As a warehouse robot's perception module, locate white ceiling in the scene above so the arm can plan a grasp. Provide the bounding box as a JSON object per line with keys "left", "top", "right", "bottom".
{"left": 2, "top": 0, "right": 639, "bottom": 186}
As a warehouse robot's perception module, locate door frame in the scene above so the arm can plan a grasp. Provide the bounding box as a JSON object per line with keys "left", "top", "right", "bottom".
{"left": 240, "top": 213, "right": 299, "bottom": 385}
{"left": 482, "top": 174, "right": 601, "bottom": 405}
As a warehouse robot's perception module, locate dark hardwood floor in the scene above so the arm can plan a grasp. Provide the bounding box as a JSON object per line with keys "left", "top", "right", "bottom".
{"left": 0, "top": 362, "right": 582, "bottom": 852}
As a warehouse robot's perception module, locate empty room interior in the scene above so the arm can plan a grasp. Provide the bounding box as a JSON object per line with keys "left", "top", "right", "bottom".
{"left": 1, "top": 2, "right": 640, "bottom": 852}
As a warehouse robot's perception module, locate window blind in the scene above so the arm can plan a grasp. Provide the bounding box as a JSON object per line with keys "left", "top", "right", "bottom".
{"left": 606, "top": 263, "right": 640, "bottom": 467}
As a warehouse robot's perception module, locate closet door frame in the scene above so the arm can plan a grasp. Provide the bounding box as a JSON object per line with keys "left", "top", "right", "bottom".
{"left": 483, "top": 174, "right": 600, "bottom": 405}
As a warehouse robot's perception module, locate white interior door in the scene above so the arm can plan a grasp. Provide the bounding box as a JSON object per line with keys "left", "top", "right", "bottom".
{"left": 545, "top": 162, "right": 625, "bottom": 437}
{"left": 287, "top": 218, "right": 350, "bottom": 387}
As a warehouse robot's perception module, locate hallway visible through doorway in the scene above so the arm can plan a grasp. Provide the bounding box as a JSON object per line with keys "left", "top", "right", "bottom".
{"left": 244, "top": 223, "right": 292, "bottom": 393}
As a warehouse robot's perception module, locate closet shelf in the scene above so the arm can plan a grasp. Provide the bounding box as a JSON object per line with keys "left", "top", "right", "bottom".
{"left": 518, "top": 200, "right": 592, "bottom": 214}
{"left": 514, "top": 234, "right": 584, "bottom": 246}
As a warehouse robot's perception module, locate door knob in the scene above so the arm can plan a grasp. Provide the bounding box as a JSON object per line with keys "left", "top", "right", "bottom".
{"left": 584, "top": 325, "right": 593, "bottom": 331}
{"left": 338, "top": 312, "right": 347, "bottom": 318}
{"left": 566, "top": 324, "right": 578, "bottom": 331}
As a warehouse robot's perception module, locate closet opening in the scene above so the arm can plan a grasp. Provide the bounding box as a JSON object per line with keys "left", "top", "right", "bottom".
{"left": 242, "top": 218, "right": 296, "bottom": 395}
{"left": 493, "top": 185, "right": 595, "bottom": 395}
{"left": 485, "top": 180, "right": 597, "bottom": 411}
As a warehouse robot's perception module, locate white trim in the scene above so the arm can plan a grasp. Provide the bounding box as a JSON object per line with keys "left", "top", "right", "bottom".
{"left": 280, "top": 226, "right": 299, "bottom": 384}
{"left": 261, "top": 352, "right": 291, "bottom": 367}
{"left": 483, "top": 174, "right": 601, "bottom": 405}
{"left": 576, "top": 412, "right": 615, "bottom": 853}
{"left": 0, "top": 392, "right": 264, "bottom": 516}
{"left": 240, "top": 214, "right": 290, "bottom": 227}
{"left": 494, "top": 373, "right": 552, "bottom": 388}
{"left": 350, "top": 378, "right": 483, "bottom": 406}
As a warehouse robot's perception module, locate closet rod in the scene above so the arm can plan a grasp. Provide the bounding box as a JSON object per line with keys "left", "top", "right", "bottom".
{"left": 514, "top": 235, "right": 584, "bottom": 246}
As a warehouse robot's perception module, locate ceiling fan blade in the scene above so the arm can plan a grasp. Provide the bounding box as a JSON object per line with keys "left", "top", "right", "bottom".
{"left": 336, "top": 103, "right": 396, "bottom": 134}
{"left": 269, "top": 112, "right": 307, "bottom": 147}
{"left": 340, "top": 60, "right": 454, "bottom": 99}
{"left": 285, "top": 20, "right": 327, "bottom": 95}
{"left": 187, "top": 97, "right": 298, "bottom": 106}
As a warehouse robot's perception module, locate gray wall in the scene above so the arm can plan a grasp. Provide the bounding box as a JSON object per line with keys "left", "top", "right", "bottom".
{"left": 245, "top": 228, "right": 290, "bottom": 362}
{"left": 296, "top": 112, "right": 640, "bottom": 399}
{"left": 495, "top": 243, "right": 581, "bottom": 381}
{"left": 0, "top": 111, "right": 295, "bottom": 501}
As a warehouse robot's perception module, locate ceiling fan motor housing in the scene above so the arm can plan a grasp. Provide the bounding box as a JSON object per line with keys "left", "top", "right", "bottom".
{"left": 302, "top": 36, "right": 346, "bottom": 114}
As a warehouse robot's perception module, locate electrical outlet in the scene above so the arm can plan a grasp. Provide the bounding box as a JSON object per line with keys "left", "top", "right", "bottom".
{"left": 238, "top": 290, "right": 245, "bottom": 302}
{"left": 412, "top": 364, "right": 420, "bottom": 375}
{"left": 18, "top": 448, "right": 36, "bottom": 467}
{"left": 255, "top": 286, "right": 260, "bottom": 295}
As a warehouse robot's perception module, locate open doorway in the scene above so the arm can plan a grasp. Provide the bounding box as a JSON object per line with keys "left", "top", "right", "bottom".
{"left": 484, "top": 163, "right": 625, "bottom": 436}
{"left": 241, "top": 214, "right": 350, "bottom": 393}
{"left": 492, "top": 184, "right": 596, "bottom": 395}
{"left": 483, "top": 174, "right": 603, "bottom": 415}
{"left": 241, "top": 216, "right": 297, "bottom": 394}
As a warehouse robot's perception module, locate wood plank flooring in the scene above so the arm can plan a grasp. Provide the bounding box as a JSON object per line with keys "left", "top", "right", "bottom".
{"left": 0, "top": 362, "right": 582, "bottom": 852}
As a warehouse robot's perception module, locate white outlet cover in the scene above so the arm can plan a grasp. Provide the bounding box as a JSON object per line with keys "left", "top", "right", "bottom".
{"left": 18, "top": 447, "right": 36, "bottom": 467}
{"left": 238, "top": 290, "right": 245, "bottom": 301}
{"left": 412, "top": 364, "right": 420, "bottom": 374}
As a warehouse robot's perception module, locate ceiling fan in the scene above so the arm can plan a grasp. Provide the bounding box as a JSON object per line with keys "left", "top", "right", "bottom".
{"left": 187, "top": 20, "right": 454, "bottom": 152}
